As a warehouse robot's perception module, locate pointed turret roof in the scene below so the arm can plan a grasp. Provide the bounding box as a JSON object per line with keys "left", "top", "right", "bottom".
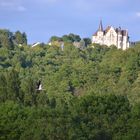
{"left": 93, "top": 20, "right": 104, "bottom": 36}
{"left": 98, "top": 20, "right": 103, "bottom": 31}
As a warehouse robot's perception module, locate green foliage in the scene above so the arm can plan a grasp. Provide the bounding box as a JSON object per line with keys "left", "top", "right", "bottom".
{"left": 83, "top": 37, "right": 92, "bottom": 47}
{"left": 0, "top": 30, "right": 140, "bottom": 139}
{"left": 14, "top": 31, "right": 27, "bottom": 45}
{"left": 70, "top": 95, "right": 132, "bottom": 140}
{"left": 62, "top": 33, "right": 81, "bottom": 43}
{"left": 0, "top": 29, "right": 14, "bottom": 49}
{"left": 50, "top": 36, "right": 62, "bottom": 42}
{"left": 50, "top": 33, "right": 81, "bottom": 44}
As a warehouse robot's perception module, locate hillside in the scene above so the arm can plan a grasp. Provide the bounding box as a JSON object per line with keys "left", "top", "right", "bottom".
{"left": 0, "top": 30, "right": 140, "bottom": 140}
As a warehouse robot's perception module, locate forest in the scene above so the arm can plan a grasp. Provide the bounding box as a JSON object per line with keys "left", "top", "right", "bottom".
{"left": 0, "top": 29, "right": 140, "bottom": 140}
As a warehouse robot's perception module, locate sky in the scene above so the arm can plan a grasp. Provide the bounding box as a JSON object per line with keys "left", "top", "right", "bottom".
{"left": 0, "top": 0, "right": 140, "bottom": 44}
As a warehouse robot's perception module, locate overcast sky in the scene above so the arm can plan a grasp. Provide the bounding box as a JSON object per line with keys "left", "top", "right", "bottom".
{"left": 0, "top": 0, "right": 139, "bottom": 43}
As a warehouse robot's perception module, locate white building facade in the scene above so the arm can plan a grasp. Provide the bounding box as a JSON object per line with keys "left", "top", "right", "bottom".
{"left": 92, "top": 21, "right": 130, "bottom": 50}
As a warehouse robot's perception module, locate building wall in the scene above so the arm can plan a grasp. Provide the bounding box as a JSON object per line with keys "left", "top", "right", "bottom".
{"left": 104, "top": 27, "right": 117, "bottom": 47}
{"left": 92, "top": 31, "right": 104, "bottom": 45}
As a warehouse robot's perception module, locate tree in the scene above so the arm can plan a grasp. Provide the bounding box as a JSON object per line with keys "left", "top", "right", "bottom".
{"left": 20, "top": 76, "right": 37, "bottom": 106}
{"left": 22, "top": 32, "right": 27, "bottom": 45}
{"left": 62, "top": 33, "right": 81, "bottom": 43}
{"left": 14, "top": 31, "right": 27, "bottom": 45}
{"left": 5, "top": 69, "right": 21, "bottom": 102}
{"left": 49, "top": 36, "right": 62, "bottom": 42}
{"left": 0, "top": 29, "right": 13, "bottom": 49}
{"left": 69, "top": 33, "right": 81, "bottom": 42}
{"left": 83, "top": 38, "right": 91, "bottom": 47}
{"left": 0, "top": 73, "right": 7, "bottom": 102}
{"left": 0, "top": 101, "right": 26, "bottom": 140}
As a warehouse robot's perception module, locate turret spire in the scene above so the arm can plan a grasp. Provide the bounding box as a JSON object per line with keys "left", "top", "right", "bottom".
{"left": 98, "top": 20, "right": 103, "bottom": 31}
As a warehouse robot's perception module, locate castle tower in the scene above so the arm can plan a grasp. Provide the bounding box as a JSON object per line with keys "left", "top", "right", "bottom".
{"left": 98, "top": 20, "right": 103, "bottom": 32}
{"left": 92, "top": 21, "right": 104, "bottom": 44}
{"left": 116, "top": 27, "right": 123, "bottom": 49}
{"left": 122, "top": 30, "right": 129, "bottom": 50}
{"left": 97, "top": 20, "right": 104, "bottom": 36}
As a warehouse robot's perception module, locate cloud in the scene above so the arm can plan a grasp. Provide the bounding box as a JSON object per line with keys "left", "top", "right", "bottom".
{"left": 0, "top": 0, "right": 128, "bottom": 13}
{"left": 74, "top": 0, "right": 92, "bottom": 11}
{"left": 46, "top": 0, "right": 57, "bottom": 3}
{"left": 33, "top": 0, "right": 59, "bottom": 5}
{"left": 0, "top": 0, "right": 26, "bottom": 12}
{"left": 67, "top": 0, "right": 127, "bottom": 13}
{"left": 0, "top": 0, "right": 16, "bottom": 7}
{"left": 136, "top": 12, "right": 140, "bottom": 17}
{"left": 17, "top": 6, "right": 26, "bottom": 12}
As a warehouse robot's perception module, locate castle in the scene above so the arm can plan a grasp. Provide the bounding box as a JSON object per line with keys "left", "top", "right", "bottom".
{"left": 92, "top": 21, "right": 130, "bottom": 50}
